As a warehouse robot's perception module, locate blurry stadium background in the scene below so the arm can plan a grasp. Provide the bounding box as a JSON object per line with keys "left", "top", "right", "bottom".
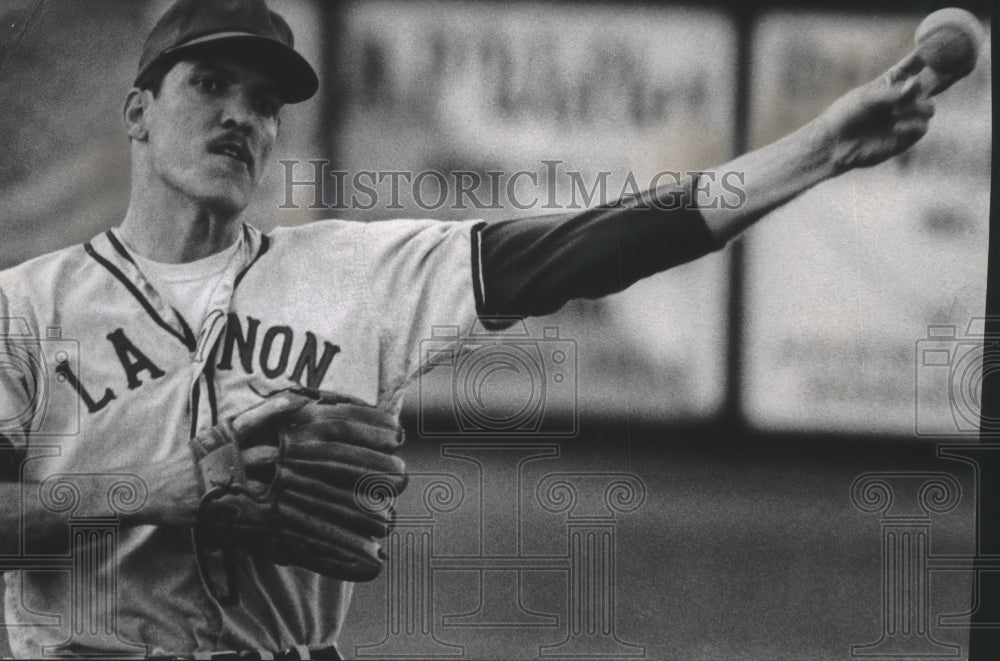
{"left": 0, "top": 0, "right": 991, "bottom": 659}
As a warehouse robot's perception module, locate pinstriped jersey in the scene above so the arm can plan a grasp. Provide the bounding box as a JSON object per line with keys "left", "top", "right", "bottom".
{"left": 0, "top": 218, "right": 481, "bottom": 657}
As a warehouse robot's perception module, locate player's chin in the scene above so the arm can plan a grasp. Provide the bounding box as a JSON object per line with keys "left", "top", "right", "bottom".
{"left": 188, "top": 189, "right": 248, "bottom": 219}
{"left": 196, "top": 177, "right": 255, "bottom": 215}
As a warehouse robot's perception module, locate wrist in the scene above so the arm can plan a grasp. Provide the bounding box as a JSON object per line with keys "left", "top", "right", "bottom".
{"left": 29, "top": 460, "right": 198, "bottom": 529}
{"left": 114, "top": 456, "right": 200, "bottom": 528}
{"left": 795, "top": 120, "right": 841, "bottom": 180}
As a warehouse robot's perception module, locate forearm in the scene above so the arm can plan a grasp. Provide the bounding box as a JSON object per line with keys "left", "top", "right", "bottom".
{"left": 697, "top": 122, "right": 837, "bottom": 244}
{"left": 0, "top": 456, "right": 198, "bottom": 556}
{"left": 691, "top": 60, "right": 937, "bottom": 244}
{"left": 476, "top": 177, "right": 721, "bottom": 322}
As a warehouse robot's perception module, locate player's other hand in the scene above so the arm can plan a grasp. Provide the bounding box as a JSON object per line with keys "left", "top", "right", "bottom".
{"left": 191, "top": 390, "right": 408, "bottom": 600}
{"left": 810, "top": 53, "right": 935, "bottom": 174}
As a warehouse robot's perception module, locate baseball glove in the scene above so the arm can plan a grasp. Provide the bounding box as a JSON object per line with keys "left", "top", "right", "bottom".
{"left": 190, "top": 388, "right": 406, "bottom": 605}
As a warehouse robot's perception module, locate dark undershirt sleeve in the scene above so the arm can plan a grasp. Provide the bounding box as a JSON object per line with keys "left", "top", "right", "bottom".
{"left": 473, "top": 174, "right": 725, "bottom": 328}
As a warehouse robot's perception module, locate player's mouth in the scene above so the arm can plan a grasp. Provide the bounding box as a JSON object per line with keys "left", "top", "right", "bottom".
{"left": 207, "top": 137, "right": 255, "bottom": 174}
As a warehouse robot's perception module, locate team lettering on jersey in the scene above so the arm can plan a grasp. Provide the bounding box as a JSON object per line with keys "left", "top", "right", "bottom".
{"left": 58, "top": 313, "right": 341, "bottom": 413}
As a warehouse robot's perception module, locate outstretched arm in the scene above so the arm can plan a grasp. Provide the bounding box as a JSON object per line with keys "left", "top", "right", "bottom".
{"left": 700, "top": 54, "right": 933, "bottom": 243}
{"left": 476, "top": 57, "right": 937, "bottom": 322}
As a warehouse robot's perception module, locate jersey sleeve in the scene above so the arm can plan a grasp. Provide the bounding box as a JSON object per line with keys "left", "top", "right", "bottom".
{"left": 361, "top": 219, "right": 484, "bottom": 405}
{"left": 363, "top": 177, "right": 724, "bottom": 405}
{"left": 476, "top": 174, "right": 724, "bottom": 328}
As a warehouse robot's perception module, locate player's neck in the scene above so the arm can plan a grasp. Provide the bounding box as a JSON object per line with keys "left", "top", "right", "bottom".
{"left": 119, "top": 186, "right": 244, "bottom": 264}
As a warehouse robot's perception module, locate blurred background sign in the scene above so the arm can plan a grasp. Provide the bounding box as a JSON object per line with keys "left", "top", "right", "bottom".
{"left": 743, "top": 12, "right": 991, "bottom": 435}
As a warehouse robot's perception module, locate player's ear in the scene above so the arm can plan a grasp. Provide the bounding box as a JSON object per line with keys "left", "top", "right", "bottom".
{"left": 123, "top": 88, "right": 150, "bottom": 142}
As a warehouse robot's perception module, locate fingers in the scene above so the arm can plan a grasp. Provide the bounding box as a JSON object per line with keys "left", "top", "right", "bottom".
{"left": 232, "top": 392, "right": 311, "bottom": 435}
{"left": 280, "top": 489, "right": 393, "bottom": 539}
{"left": 272, "top": 525, "right": 385, "bottom": 582}
{"left": 892, "top": 82, "right": 934, "bottom": 119}
{"left": 284, "top": 416, "right": 404, "bottom": 453}
{"left": 283, "top": 440, "right": 407, "bottom": 480}
{"left": 893, "top": 76, "right": 934, "bottom": 140}
{"left": 871, "top": 70, "right": 935, "bottom": 139}
{"left": 894, "top": 116, "right": 932, "bottom": 150}
{"left": 237, "top": 390, "right": 402, "bottom": 447}
{"left": 287, "top": 399, "right": 402, "bottom": 436}
{"left": 874, "top": 52, "right": 933, "bottom": 106}
{"left": 897, "top": 75, "right": 923, "bottom": 103}
{"left": 278, "top": 386, "right": 371, "bottom": 408}
{"left": 884, "top": 49, "right": 926, "bottom": 86}
{"left": 871, "top": 73, "right": 923, "bottom": 107}
{"left": 241, "top": 445, "right": 279, "bottom": 466}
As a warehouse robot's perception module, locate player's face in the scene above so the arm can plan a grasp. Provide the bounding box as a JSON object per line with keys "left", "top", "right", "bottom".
{"left": 143, "top": 55, "right": 282, "bottom": 214}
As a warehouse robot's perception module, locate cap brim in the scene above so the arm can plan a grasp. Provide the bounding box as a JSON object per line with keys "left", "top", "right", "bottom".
{"left": 146, "top": 33, "right": 318, "bottom": 104}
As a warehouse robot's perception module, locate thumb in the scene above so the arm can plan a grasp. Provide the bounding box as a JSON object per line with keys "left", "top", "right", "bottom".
{"left": 232, "top": 393, "right": 311, "bottom": 435}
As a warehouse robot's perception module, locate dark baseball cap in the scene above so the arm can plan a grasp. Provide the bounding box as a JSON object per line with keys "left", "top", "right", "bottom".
{"left": 135, "top": 0, "right": 319, "bottom": 104}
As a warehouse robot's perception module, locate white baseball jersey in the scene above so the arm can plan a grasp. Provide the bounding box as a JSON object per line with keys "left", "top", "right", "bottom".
{"left": 0, "top": 218, "right": 482, "bottom": 657}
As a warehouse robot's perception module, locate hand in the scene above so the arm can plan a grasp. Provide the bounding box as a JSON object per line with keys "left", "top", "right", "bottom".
{"left": 190, "top": 391, "right": 408, "bottom": 605}
{"left": 810, "top": 53, "right": 935, "bottom": 174}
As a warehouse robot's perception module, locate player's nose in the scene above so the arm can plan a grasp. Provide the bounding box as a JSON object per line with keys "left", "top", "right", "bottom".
{"left": 219, "top": 90, "right": 257, "bottom": 134}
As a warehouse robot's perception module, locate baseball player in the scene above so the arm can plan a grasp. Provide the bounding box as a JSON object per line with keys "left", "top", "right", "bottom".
{"left": 0, "top": 0, "right": 946, "bottom": 658}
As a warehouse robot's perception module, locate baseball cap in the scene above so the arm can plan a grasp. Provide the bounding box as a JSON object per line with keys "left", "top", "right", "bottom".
{"left": 135, "top": 0, "right": 319, "bottom": 104}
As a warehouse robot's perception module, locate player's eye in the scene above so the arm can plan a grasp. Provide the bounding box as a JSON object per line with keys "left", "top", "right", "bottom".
{"left": 254, "top": 94, "right": 282, "bottom": 120}
{"left": 193, "top": 75, "right": 226, "bottom": 95}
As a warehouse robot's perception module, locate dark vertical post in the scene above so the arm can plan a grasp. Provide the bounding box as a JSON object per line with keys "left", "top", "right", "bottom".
{"left": 967, "top": 3, "right": 1000, "bottom": 658}
{"left": 724, "top": 5, "right": 755, "bottom": 429}
{"left": 319, "top": 0, "right": 347, "bottom": 174}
